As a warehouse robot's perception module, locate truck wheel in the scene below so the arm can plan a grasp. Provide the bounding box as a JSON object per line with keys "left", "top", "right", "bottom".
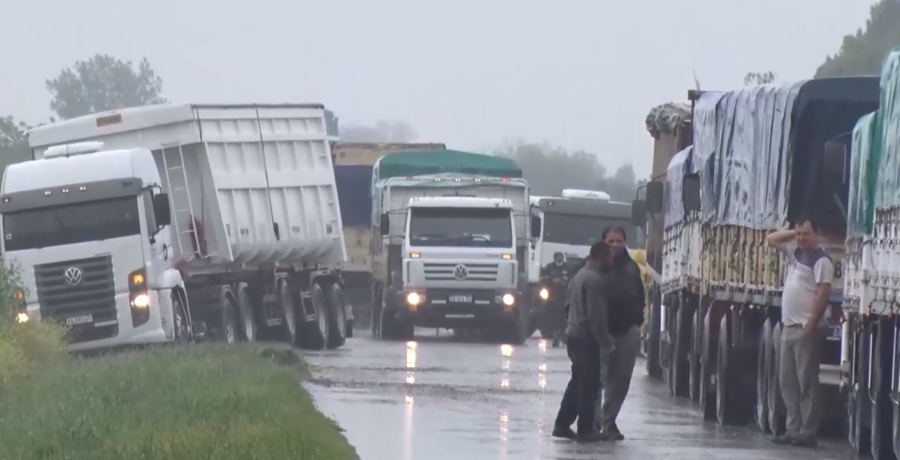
{"left": 768, "top": 322, "right": 786, "bottom": 435}
{"left": 276, "top": 278, "right": 299, "bottom": 345}
{"left": 214, "top": 288, "right": 239, "bottom": 345}
{"left": 689, "top": 309, "right": 702, "bottom": 403}
{"left": 370, "top": 285, "right": 382, "bottom": 336}
{"left": 235, "top": 283, "right": 257, "bottom": 343}
{"left": 755, "top": 319, "right": 772, "bottom": 433}
{"left": 672, "top": 304, "right": 691, "bottom": 398}
{"left": 893, "top": 318, "right": 900, "bottom": 459}
{"left": 870, "top": 317, "right": 894, "bottom": 460}
{"left": 716, "top": 313, "right": 743, "bottom": 425}
{"left": 301, "top": 283, "right": 330, "bottom": 350}
{"left": 525, "top": 314, "right": 538, "bottom": 339}
{"left": 505, "top": 310, "right": 528, "bottom": 345}
{"left": 850, "top": 324, "right": 872, "bottom": 455}
{"left": 325, "top": 284, "right": 348, "bottom": 349}
{"left": 699, "top": 308, "right": 716, "bottom": 421}
{"left": 172, "top": 289, "right": 192, "bottom": 344}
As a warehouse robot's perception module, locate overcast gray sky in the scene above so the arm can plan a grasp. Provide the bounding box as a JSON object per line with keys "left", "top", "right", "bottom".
{"left": 0, "top": 0, "right": 877, "bottom": 177}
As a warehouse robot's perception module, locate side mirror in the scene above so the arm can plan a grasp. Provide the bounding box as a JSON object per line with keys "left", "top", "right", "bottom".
{"left": 380, "top": 213, "right": 390, "bottom": 236}
{"left": 645, "top": 181, "right": 664, "bottom": 214}
{"left": 631, "top": 199, "right": 648, "bottom": 227}
{"left": 530, "top": 215, "right": 542, "bottom": 238}
{"left": 682, "top": 173, "right": 701, "bottom": 212}
{"left": 823, "top": 140, "right": 847, "bottom": 185}
{"left": 153, "top": 193, "right": 171, "bottom": 227}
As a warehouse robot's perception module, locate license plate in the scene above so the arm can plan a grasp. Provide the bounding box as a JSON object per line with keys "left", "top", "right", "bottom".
{"left": 446, "top": 314, "right": 475, "bottom": 319}
{"left": 66, "top": 314, "right": 93, "bottom": 326}
{"left": 449, "top": 294, "right": 472, "bottom": 303}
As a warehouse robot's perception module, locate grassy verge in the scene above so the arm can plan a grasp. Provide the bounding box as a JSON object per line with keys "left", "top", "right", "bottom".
{"left": 0, "top": 328, "right": 357, "bottom": 460}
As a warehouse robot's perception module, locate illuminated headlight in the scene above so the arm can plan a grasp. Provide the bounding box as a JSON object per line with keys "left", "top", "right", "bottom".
{"left": 502, "top": 294, "right": 515, "bottom": 306}
{"left": 131, "top": 293, "right": 151, "bottom": 308}
{"left": 15, "top": 312, "right": 28, "bottom": 323}
{"left": 539, "top": 288, "right": 549, "bottom": 300}
{"left": 406, "top": 292, "right": 421, "bottom": 305}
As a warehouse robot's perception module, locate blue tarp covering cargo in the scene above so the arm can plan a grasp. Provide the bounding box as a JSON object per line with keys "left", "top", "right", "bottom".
{"left": 335, "top": 165, "right": 374, "bottom": 228}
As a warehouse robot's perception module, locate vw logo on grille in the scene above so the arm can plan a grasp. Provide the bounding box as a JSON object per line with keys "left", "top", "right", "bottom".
{"left": 453, "top": 264, "right": 468, "bottom": 280}
{"left": 64, "top": 267, "right": 84, "bottom": 286}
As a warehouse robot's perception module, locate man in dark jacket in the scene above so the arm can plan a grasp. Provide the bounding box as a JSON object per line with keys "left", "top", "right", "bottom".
{"left": 594, "top": 226, "right": 645, "bottom": 440}
{"left": 553, "top": 241, "right": 615, "bottom": 443}
{"left": 542, "top": 252, "right": 569, "bottom": 347}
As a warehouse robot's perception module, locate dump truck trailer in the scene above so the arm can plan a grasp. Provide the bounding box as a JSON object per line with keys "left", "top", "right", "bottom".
{"left": 5, "top": 103, "right": 352, "bottom": 352}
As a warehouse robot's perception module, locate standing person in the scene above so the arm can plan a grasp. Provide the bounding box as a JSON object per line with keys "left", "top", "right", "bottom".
{"left": 542, "top": 251, "right": 570, "bottom": 348}
{"left": 766, "top": 217, "right": 833, "bottom": 448}
{"left": 594, "top": 225, "right": 645, "bottom": 441}
{"left": 553, "top": 241, "right": 616, "bottom": 443}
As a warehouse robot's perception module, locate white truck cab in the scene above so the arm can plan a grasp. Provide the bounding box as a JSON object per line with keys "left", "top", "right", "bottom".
{"left": 1, "top": 142, "right": 178, "bottom": 351}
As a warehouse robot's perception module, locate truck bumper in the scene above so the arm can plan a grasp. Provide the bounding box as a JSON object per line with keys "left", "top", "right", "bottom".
{"left": 393, "top": 288, "right": 522, "bottom": 328}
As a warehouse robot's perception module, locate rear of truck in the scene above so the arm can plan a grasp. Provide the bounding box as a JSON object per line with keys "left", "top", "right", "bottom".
{"left": 331, "top": 142, "right": 446, "bottom": 327}
{"left": 841, "top": 47, "right": 900, "bottom": 459}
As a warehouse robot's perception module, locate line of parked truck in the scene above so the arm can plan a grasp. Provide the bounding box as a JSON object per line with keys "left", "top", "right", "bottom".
{"left": 1, "top": 102, "right": 643, "bottom": 353}
{"left": 633, "top": 46, "right": 900, "bottom": 459}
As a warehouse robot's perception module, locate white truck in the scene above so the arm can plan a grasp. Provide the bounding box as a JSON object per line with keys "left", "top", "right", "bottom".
{"left": 4, "top": 103, "right": 352, "bottom": 352}
{"left": 370, "top": 174, "right": 531, "bottom": 343}
{"left": 526, "top": 189, "right": 640, "bottom": 337}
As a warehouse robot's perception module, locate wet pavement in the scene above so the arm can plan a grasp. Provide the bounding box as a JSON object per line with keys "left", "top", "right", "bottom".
{"left": 303, "top": 329, "right": 854, "bottom": 460}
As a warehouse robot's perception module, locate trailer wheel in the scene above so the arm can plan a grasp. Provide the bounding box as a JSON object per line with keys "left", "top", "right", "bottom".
{"left": 768, "top": 322, "right": 786, "bottom": 435}
{"left": 892, "top": 318, "right": 900, "bottom": 459}
{"left": 755, "top": 319, "right": 772, "bottom": 433}
{"left": 699, "top": 308, "right": 716, "bottom": 420}
{"left": 672, "top": 303, "right": 691, "bottom": 398}
{"left": 716, "top": 312, "right": 742, "bottom": 425}
{"left": 172, "top": 289, "right": 192, "bottom": 344}
{"left": 235, "top": 283, "right": 257, "bottom": 343}
{"left": 870, "top": 317, "right": 894, "bottom": 460}
{"left": 276, "top": 278, "right": 299, "bottom": 345}
{"left": 850, "top": 322, "right": 872, "bottom": 455}
{"left": 301, "top": 282, "right": 330, "bottom": 350}
{"left": 370, "top": 284, "right": 382, "bottom": 336}
{"left": 215, "top": 288, "right": 239, "bottom": 345}
{"left": 689, "top": 309, "right": 702, "bottom": 403}
{"left": 325, "top": 284, "right": 348, "bottom": 349}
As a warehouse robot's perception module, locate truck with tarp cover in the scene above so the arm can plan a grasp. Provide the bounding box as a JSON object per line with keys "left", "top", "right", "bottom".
{"left": 4, "top": 103, "right": 353, "bottom": 352}
{"left": 330, "top": 142, "right": 446, "bottom": 326}
{"left": 369, "top": 150, "right": 532, "bottom": 343}
{"left": 634, "top": 77, "right": 880, "bottom": 435}
{"left": 839, "top": 47, "right": 900, "bottom": 459}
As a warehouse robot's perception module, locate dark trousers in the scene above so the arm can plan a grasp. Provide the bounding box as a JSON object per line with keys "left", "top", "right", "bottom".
{"left": 555, "top": 335, "right": 601, "bottom": 434}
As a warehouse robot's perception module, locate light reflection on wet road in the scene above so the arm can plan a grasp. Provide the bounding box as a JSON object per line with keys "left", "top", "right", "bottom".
{"left": 303, "top": 330, "right": 853, "bottom": 460}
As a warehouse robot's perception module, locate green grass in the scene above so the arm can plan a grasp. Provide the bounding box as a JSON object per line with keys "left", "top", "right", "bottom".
{"left": 0, "top": 338, "right": 358, "bottom": 460}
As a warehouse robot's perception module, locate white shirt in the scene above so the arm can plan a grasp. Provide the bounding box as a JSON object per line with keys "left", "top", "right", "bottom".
{"left": 777, "top": 241, "right": 834, "bottom": 327}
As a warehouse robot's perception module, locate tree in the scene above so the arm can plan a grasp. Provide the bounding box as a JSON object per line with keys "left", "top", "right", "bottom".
{"left": 45, "top": 54, "right": 167, "bottom": 120}
{"left": 340, "top": 120, "right": 418, "bottom": 143}
{"left": 816, "top": 0, "right": 900, "bottom": 78}
{"left": 0, "top": 116, "right": 31, "bottom": 172}
{"left": 744, "top": 71, "right": 776, "bottom": 85}
{"left": 494, "top": 141, "right": 639, "bottom": 201}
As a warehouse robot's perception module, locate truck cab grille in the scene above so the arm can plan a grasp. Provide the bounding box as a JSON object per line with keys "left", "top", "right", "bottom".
{"left": 423, "top": 262, "right": 499, "bottom": 282}
{"left": 34, "top": 256, "right": 117, "bottom": 341}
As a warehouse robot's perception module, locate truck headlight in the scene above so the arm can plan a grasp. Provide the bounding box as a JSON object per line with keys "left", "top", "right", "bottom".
{"left": 502, "top": 294, "right": 515, "bottom": 306}
{"left": 131, "top": 293, "right": 151, "bottom": 308}
{"left": 406, "top": 292, "right": 421, "bottom": 306}
{"left": 539, "top": 288, "right": 549, "bottom": 300}
{"left": 15, "top": 312, "right": 28, "bottom": 323}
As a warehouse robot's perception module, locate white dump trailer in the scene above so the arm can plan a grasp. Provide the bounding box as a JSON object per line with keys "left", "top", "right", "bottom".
{"left": 4, "top": 103, "right": 351, "bottom": 352}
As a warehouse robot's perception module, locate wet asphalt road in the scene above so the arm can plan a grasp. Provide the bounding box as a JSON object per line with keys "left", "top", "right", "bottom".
{"left": 303, "top": 329, "right": 854, "bottom": 460}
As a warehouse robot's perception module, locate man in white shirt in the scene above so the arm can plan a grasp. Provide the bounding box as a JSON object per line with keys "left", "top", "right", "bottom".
{"left": 765, "top": 216, "right": 834, "bottom": 448}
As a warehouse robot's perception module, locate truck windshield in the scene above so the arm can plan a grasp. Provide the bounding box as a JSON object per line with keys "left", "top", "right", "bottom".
{"left": 3, "top": 196, "right": 141, "bottom": 251}
{"left": 542, "top": 213, "right": 641, "bottom": 247}
{"left": 408, "top": 207, "right": 513, "bottom": 248}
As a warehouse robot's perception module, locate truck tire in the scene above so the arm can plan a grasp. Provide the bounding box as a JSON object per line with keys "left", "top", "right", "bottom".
{"left": 370, "top": 284, "right": 382, "bottom": 336}
{"left": 689, "top": 309, "right": 702, "bottom": 403}
{"left": 172, "top": 289, "right": 192, "bottom": 344}
{"left": 716, "top": 313, "right": 744, "bottom": 425}
{"left": 870, "top": 317, "right": 894, "bottom": 460}
{"left": 379, "top": 306, "right": 414, "bottom": 341}
{"left": 893, "top": 319, "right": 900, "bottom": 459}
{"left": 235, "top": 283, "right": 257, "bottom": 343}
{"left": 301, "top": 282, "right": 330, "bottom": 350}
{"left": 325, "top": 284, "right": 348, "bottom": 349}
{"left": 850, "top": 323, "right": 872, "bottom": 455}
{"left": 276, "top": 278, "right": 299, "bottom": 345}
{"left": 699, "top": 308, "right": 716, "bottom": 421}
{"left": 211, "top": 287, "right": 239, "bottom": 344}
{"left": 505, "top": 310, "right": 529, "bottom": 345}
{"left": 755, "top": 319, "right": 772, "bottom": 433}
{"left": 672, "top": 304, "right": 691, "bottom": 398}
{"left": 768, "top": 322, "right": 786, "bottom": 435}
